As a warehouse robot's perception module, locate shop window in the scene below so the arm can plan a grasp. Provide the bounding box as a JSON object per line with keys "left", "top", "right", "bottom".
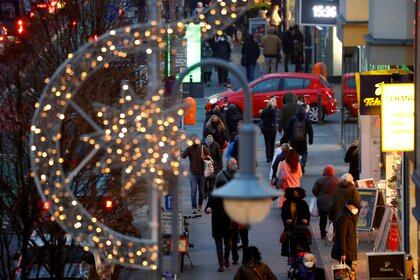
{"left": 253, "top": 78, "right": 281, "bottom": 93}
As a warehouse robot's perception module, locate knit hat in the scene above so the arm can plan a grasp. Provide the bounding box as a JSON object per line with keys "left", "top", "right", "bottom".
{"left": 340, "top": 173, "right": 354, "bottom": 185}
{"left": 323, "top": 165, "right": 335, "bottom": 176}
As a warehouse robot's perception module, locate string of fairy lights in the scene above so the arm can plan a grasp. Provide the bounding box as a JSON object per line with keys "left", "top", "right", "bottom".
{"left": 30, "top": 0, "right": 250, "bottom": 270}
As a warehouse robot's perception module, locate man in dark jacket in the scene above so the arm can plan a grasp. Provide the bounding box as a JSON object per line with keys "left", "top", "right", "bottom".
{"left": 331, "top": 203, "right": 358, "bottom": 270}
{"left": 281, "top": 27, "right": 294, "bottom": 72}
{"left": 278, "top": 92, "right": 297, "bottom": 144}
{"left": 205, "top": 158, "right": 238, "bottom": 272}
{"left": 286, "top": 106, "right": 314, "bottom": 174}
{"left": 181, "top": 134, "right": 210, "bottom": 213}
{"left": 330, "top": 173, "right": 361, "bottom": 222}
{"left": 214, "top": 34, "right": 232, "bottom": 86}
{"left": 241, "top": 34, "right": 261, "bottom": 82}
{"left": 224, "top": 104, "right": 241, "bottom": 138}
{"left": 203, "top": 134, "right": 223, "bottom": 199}
{"left": 345, "top": 140, "right": 360, "bottom": 180}
{"left": 312, "top": 165, "right": 339, "bottom": 239}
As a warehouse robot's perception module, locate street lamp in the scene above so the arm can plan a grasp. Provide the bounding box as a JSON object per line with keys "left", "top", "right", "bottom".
{"left": 173, "top": 58, "right": 279, "bottom": 225}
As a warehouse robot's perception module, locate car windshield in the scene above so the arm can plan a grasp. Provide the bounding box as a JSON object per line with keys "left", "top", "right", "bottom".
{"left": 319, "top": 76, "right": 332, "bottom": 89}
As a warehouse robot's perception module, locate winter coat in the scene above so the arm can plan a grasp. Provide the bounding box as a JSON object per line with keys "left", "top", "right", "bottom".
{"left": 224, "top": 104, "right": 241, "bottom": 138}
{"left": 214, "top": 39, "right": 231, "bottom": 61}
{"left": 345, "top": 146, "right": 360, "bottom": 180}
{"left": 312, "top": 175, "right": 339, "bottom": 212}
{"left": 286, "top": 110, "right": 314, "bottom": 154}
{"left": 260, "top": 107, "right": 278, "bottom": 133}
{"left": 206, "top": 169, "right": 233, "bottom": 238}
{"left": 281, "top": 188, "right": 310, "bottom": 256}
{"left": 276, "top": 160, "right": 302, "bottom": 189}
{"left": 278, "top": 93, "right": 297, "bottom": 132}
{"left": 329, "top": 181, "right": 361, "bottom": 221}
{"left": 241, "top": 39, "right": 261, "bottom": 66}
{"left": 261, "top": 34, "right": 282, "bottom": 57}
{"left": 233, "top": 261, "right": 277, "bottom": 280}
{"left": 331, "top": 208, "right": 358, "bottom": 262}
{"left": 204, "top": 141, "right": 223, "bottom": 174}
{"left": 203, "top": 122, "right": 227, "bottom": 149}
{"left": 281, "top": 30, "right": 293, "bottom": 54}
{"left": 181, "top": 144, "right": 210, "bottom": 175}
{"left": 203, "top": 110, "right": 228, "bottom": 137}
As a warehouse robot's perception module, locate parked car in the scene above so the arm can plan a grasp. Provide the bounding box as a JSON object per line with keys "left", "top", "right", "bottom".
{"left": 206, "top": 73, "right": 337, "bottom": 123}
{"left": 341, "top": 73, "right": 358, "bottom": 122}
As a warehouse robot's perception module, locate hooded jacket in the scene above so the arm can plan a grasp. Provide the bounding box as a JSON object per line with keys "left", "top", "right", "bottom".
{"left": 286, "top": 107, "right": 314, "bottom": 153}
{"left": 224, "top": 104, "right": 241, "bottom": 138}
{"left": 329, "top": 181, "right": 361, "bottom": 221}
{"left": 312, "top": 174, "right": 339, "bottom": 212}
{"left": 278, "top": 93, "right": 297, "bottom": 132}
{"left": 331, "top": 207, "right": 358, "bottom": 262}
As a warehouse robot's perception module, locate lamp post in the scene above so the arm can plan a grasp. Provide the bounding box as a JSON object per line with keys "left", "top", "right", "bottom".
{"left": 173, "top": 58, "right": 279, "bottom": 226}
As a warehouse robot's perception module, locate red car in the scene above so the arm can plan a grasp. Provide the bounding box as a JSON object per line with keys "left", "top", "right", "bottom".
{"left": 206, "top": 73, "right": 337, "bottom": 123}
{"left": 341, "top": 73, "right": 358, "bottom": 122}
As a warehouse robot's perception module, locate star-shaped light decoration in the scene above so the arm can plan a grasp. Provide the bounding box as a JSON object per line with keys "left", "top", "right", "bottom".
{"left": 82, "top": 80, "right": 183, "bottom": 195}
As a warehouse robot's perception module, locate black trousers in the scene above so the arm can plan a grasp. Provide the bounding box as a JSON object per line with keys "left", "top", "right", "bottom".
{"left": 204, "top": 177, "right": 215, "bottom": 198}
{"left": 231, "top": 228, "right": 249, "bottom": 264}
{"left": 263, "top": 130, "right": 277, "bottom": 161}
{"left": 214, "top": 233, "right": 231, "bottom": 266}
{"left": 203, "top": 71, "right": 212, "bottom": 83}
{"left": 218, "top": 68, "right": 228, "bottom": 84}
{"left": 319, "top": 209, "right": 329, "bottom": 237}
{"left": 284, "top": 52, "right": 291, "bottom": 72}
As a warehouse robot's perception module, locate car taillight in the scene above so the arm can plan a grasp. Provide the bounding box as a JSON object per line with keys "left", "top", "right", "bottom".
{"left": 42, "top": 201, "right": 51, "bottom": 211}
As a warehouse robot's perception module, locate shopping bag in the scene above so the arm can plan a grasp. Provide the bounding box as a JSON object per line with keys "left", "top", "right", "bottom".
{"left": 332, "top": 263, "right": 351, "bottom": 280}
{"left": 203, "top": 158, "right": 214, "bottom": 178}
{"left": 309, "top": 197, "right": 319, "bottom": 217}
{"left": 327, "top": 222, "right": 334, "bottom": 242}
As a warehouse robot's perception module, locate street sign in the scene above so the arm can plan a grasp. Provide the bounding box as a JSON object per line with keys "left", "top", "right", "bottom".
{"left": 161, "top": 212, "right": 183, "bottom": 235}
{"left": 164, "top": 195, "right": 173, "bottom": 211}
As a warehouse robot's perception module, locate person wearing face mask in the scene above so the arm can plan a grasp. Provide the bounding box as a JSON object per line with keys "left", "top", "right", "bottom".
{"left": 296, "top": 253, "right": 326, "bottom": 280}
{"left": 203, "top": 134, "right": 223, "bottom": 199}
{"left": 329, "top": 173, "right": 361, "bottom": 223}
{"left": 205, "top": 158, "right": 238, "bottom": 272}
{"left": 204, "top": 115, "right": 228, "bottom": 150}
{"left": 203, "top": 104, "right": 228, "bottom": 138}
{"left": 233, "top": 246, "right": 277, "bottom": 280}
{"left": 331, "top": 203, "right": 358, "bottom": 277}
{"left": 181, "top": 134, "right": 211, "bottom": 214}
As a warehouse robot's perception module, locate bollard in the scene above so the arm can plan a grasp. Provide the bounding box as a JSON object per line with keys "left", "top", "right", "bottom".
{"left": 317, "top": 94, "right": 323, "bottom": 124}
{"left": 183, "top": 97, "right": 196, "bottom": 125}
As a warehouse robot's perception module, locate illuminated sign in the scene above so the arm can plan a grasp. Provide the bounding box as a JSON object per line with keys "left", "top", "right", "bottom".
{"left": 183, "top": 24, "right": 201, "bottom": 83}
{"left": 381, "top": 83, "right": 414, "bottom": 152}
{"left": 300, "top": 0, "right": 339, "bottom": 26}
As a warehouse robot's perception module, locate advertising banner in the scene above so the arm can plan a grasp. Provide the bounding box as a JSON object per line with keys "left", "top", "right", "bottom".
{"left": 357, "top": 188, "right": 378, "bottom": 231}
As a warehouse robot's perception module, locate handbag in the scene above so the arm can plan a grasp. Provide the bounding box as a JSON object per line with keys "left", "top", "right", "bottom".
{"left": 327, "top": 221, "right": 334, "bottom": 242}
{"left": 202, "top": 146, "right": 214, "bottom": 178}
{"left": 309, "top": 197, "right": 319, "bottom": 217}
{"left": 332, "top": 263, "right": 351, "bottom": 280}
{"left": 240, "top": 56, "right": 247, "bottom": 66}
{"left": 279, "top": 229, "right": 289, "bottom": 243}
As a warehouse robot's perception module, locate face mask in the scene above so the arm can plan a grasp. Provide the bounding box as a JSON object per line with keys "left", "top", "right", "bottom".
{"left": 304, "top": 261, "right": 314, "bottom": 269}
{"left": 351, "top": 208, "right": 359, "bottom": 215}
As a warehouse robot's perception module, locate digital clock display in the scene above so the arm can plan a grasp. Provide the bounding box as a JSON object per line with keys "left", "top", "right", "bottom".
{"left": 300, "top": 0, "right": 339, "bottom": 26}
{"left": 312, "top": 5, "right": 337, "bottom": 18}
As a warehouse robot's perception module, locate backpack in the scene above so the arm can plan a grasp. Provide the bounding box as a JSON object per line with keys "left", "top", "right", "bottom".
{"left": 292, "top": 120, "right": 306, "bottom": 142}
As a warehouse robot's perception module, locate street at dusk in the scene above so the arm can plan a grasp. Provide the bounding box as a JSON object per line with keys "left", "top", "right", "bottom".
{"left": 0, "top": 0, "right": 419, "bottom": 280}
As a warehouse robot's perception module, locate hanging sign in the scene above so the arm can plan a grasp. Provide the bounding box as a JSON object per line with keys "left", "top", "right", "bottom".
{"left": 380, "top": 83, "right": 414, "bottom": 152}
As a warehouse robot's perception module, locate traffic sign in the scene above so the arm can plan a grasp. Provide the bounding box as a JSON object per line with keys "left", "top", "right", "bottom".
{"left": 164, "top": 195, "right": 173, "bottom": 211}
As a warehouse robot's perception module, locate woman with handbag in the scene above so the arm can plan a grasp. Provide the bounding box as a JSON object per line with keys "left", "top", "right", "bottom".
{"left": 312, "top": 165, "right": 339, "bottom": 239}
{"left": 276, "top": 149, "right": 303, "bottom": 208}
{"left": 241, "top": 34, "right": 260, "bottom": 82}
{"left": 203, "top": 134, "right": 223, "bottom": 199}
{"left": 233, "top": 246, "right": 277, "bottom": 280}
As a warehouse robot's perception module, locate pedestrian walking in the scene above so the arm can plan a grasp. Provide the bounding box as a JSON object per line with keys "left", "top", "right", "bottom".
{"left": 281, "top": 27, "right": 294, "bottom": 72}
{"left": 278, "top": 92, "right": 297, "bottom": 144}
{"left": 181, "top": 134, "right": 211, "bottom": 213}
{"left": 203, "top": 134, "right": 223, "bottom": 199}
{"left": 345, "top": 140, "right": 360, "bottom": 180}
{"left": 270, "top": 143, "right": 291, "bottom": 183}
{"left": 203, "top": 104, "right": 227, "bottom": 137}
{"left": 261, "top": 27, "right": 282, "bottom": 74}
{"left": 205, "top": 158, "right": 238, "bottom": 272}
{"left": 260, "top": 98, "right": 278, "bottom": 162}
{"left": 241, "top": 34, "right": 261, "bottom": 82}
{"left": 286, "top": 106, "right": 314, "bottom": 174}
{"left": 331, "top": 202, "right": 358, "bottom": 279}
{"left": 231, "top": 222, "right": 249, "bottom": 265}
{"left": 227, "top": 120, "right": 243, "bottom": 162}
{"left": 204, "top": 115, "right": 228, "bottom": 150}
{"left": 296, "top": 253, "right": 326, "bottom": 280}
{"left": 233, "top": 246, "right": 277, "bottom": 280}
{"left": 329, "top": 173, "right": 361, "bottom": 222}
{"left": 202, "top": 41, "right": 213, "bottom": 86}
{"left": 312, "top": 165, "right": 339, "bottom": 239}
{"left": 224, "top": 103, "right": 242, "bottom": 138}
{"left": 291, "top": 25, "right": 304, "bottom": 72}
{"left": 280, "top": 188, "right": 310, "bottom": 257}
{"left": 276, "top": 149, "right": 303, "bottom": 207}
{"left": 214, "top": 34, "right": 232, "bottom": 87}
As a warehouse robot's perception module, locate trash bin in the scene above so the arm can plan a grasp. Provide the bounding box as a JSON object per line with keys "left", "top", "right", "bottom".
{"left": 183, "top": 97, "right": 196, "bottom": 125}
